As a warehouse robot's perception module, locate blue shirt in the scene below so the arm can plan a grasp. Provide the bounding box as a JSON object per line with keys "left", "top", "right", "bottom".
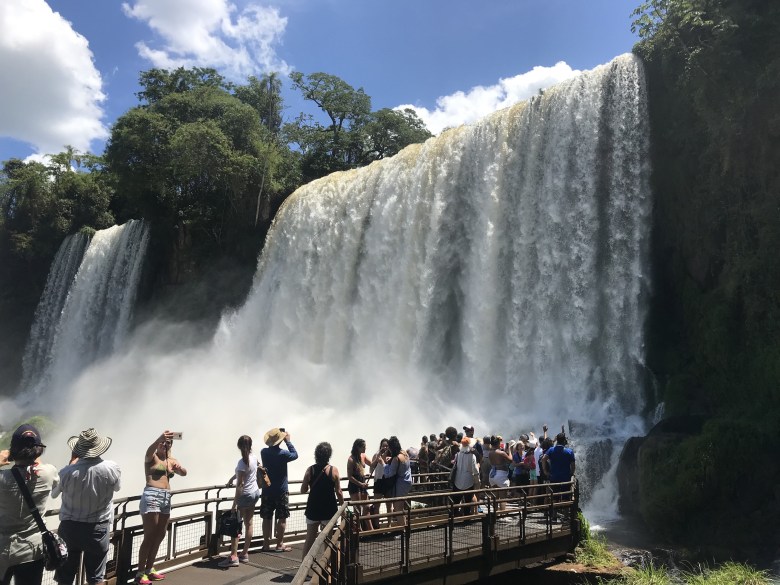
{"left": 260, "top": 442, "right": 298, "bottom": 496}
{"left": 546, "top": 445, "right": 575, "bottom": 483}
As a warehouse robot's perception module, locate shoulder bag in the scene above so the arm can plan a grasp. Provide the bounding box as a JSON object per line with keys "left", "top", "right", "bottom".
{"left": 11, "top": 466, "right": 68, "bottom": 571}
{"left": 257, "top": 464, "right": 271, "bottom": 488}
{"left": 218, "top": 508, "right": 242, "bottom": 537}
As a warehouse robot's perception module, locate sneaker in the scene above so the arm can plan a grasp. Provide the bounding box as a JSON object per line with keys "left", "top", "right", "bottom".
{"left": 148, "top": 568, "right": 166, "bottom": 581}
{"left": 218, "top": 556, "right": 239, "bottom": 567}
{"left": 135, "top": 574, "right": 152, "bottom": 585}
{"left": 238, "top": 553, "right": 249, "bottom": 563}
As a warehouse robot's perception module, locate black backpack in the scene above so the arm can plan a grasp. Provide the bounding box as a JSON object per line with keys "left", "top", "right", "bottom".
{"left": 218, "top": 509, "right": 242, "bottom": 538}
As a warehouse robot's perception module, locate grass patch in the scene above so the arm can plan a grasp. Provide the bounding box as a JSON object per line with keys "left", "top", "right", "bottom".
{"left": 684, "top": 561, "right": 769, "bottom": 585}
{"left": 575, "top": 512, "right": 619, "bottom": 568}
{"left": 594, "top": 562, "right": 769, "bottom": 585}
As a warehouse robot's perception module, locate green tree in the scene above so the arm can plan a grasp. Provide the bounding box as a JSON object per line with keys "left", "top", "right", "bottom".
{"left": 106, "top": 73, "right": 292, "bottom": 258}
{"left": 286, "top": 72, "right": 432, "bottom": 182}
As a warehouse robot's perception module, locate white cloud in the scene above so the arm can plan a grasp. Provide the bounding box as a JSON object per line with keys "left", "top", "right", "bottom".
{"left": 398, "top": 62, "right": 582, "bottom": 135}
{"left": 0, "top": 0, "right": 107, "bottom": 156}
{"left": 123, "top": 0, "right": 290, "bottom": 79}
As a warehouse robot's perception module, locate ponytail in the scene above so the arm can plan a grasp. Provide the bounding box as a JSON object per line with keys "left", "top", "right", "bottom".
{"left": 237, "top": 435, "right": 252, "bottom": 466}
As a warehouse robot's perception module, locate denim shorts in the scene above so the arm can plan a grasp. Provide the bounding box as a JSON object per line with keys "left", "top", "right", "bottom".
{"left": 237, "top": 488, "right": 261, "bottom": 510}
{"left": 140, "top": 486, "right": 172, "bottom": 515}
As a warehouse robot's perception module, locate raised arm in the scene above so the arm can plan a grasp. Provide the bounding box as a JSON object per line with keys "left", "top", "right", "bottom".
{"left": 283, "top": 433, "right": 298, "bottom": 461}
{"left": 146, "top": 431, "right": 173, "bottom": 462}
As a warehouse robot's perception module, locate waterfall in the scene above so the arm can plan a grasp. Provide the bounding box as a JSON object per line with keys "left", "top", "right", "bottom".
{"left": 215, "top": 54, "right": 651, "bottom": 507}
{"left": 221, "top": 54, "right": 650, "bottom": 413}
{"left": 21, "top": 232, "right": 89, "bottom": 388}
{"left": 22, "top": 220, "right": 150, "bottom": 395}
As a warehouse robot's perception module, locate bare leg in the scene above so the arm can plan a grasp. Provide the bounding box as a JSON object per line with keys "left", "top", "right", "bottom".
{"left": 301, "top": 522, "right": 319, "bottom": 559}
{"left": 274, "top": 517, "right": 287, "bottom": 548}
{"left": 139, "top": 512, "right": 169, "bottom": 573}
{"left": 262, "top": 517, "right": 272, "bottom": 550}
{"left": 240, "top": 507, "right": 254, "bottom": 556}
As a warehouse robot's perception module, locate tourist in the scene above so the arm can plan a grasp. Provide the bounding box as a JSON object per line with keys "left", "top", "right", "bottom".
{"left": 451, "top": 437, "right": 479, "bottom": 516}
{"left": 369, "top": 439, "right": 390, "bottom": 506}
{"left": 488, "top": 436, "right": 512, "bottom": 513}
{"left": 220, "top": 435, "right": 261, "bottom": 567}
{"left": 54, "top": 428, "right": 121, "bottom": 585}
{"left": 417, "top": 436, "right": 429, "bottom": 485}
{"left": 462, "top": 425, "right": 483, "bottom": 464}
{"left": 382, "top": 436, "right": 412, "bottom": 527}
{"left": 0, "top": 425, "right": 58, "bottom": 585}
{"left": 541, "top": 432, "right": 576, "bottom": 522}
{"left": 511, "top": 441, "right": 530, "bottom": 487}
{"left": 346, "top": 439, "right": 371, "bottom": 530}
{"left": 301, "top": 442, "right": 343, "bottom": 562}
{"left": 136, "top": 431, "right": 187, "bottom": 583}
{"left": 480, "top": 435, "right": 493, "bottom": 488}
{"left": 525, "top": 439, "right": 539, "bottom": 486}
{"left": 260, "top": 427, "right": 298, "bottom": 552}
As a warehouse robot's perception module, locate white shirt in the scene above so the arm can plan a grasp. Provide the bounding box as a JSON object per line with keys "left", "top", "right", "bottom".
{"left": 534, "top": 446, "right": 543, "bottom": 475}
{"left": 453, "top": 451, "right": 478, "bottom": 490}
{"left": 53, "top": 458, "right": 121, "bottom": 523}
{"left": 235, "top": 454, "right": 258, "bottom": 495}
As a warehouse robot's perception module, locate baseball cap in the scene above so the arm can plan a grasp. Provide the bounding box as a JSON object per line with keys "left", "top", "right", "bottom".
{"left": 11, "top": 424, "right": 46, "bottom": 449}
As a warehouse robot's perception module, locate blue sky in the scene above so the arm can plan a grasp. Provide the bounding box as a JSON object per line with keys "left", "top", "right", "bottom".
{"left": 0, "top": 0, "right": 639, "bottom": 163}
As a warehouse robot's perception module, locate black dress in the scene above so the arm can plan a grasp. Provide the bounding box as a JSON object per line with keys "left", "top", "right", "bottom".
{"left": 304, "top": 464, "right": 338, "bottom": 522}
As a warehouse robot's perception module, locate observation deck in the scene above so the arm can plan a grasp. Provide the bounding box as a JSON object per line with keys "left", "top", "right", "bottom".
{"left": 37, "top": 473, "right": 580, "bottom": 585}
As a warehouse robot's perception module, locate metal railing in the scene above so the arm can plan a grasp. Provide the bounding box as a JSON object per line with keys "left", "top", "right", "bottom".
{"left": 33, "top": 475, "right": 577, "bottom": 585}
{"left": 293, "top": 478, "right": 579, "bottom": 584}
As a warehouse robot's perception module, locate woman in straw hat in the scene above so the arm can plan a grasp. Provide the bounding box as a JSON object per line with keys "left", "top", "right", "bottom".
{"left": 0, "top": 424, "right": 58, "bottom": 585}
{"left": 135, "top": 431, "right": 187, "bottom": 584}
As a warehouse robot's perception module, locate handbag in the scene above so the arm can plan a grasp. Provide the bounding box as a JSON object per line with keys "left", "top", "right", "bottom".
{"left": 11, "top": 466, "right": 68, "bottom": 571}
{"left": 218, "top": 508, "right": 242, "bottom": 538}
{"left": 257, "top": 465, "right": 271, "bottom": 488}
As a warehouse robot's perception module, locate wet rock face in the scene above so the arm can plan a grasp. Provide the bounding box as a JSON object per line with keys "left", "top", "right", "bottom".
{"left": 616, "top": 416, "right": 705, "bottom": 516}
{"left": 616, "top": 436, "right": 645, "bottom": 516}
{"left": 579, "top": 438, "right": 614, "bottom": 503}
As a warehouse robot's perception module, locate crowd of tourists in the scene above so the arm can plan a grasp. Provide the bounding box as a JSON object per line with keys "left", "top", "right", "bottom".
{"left": 0, "top": 422, "right": 575, "bottom": 585}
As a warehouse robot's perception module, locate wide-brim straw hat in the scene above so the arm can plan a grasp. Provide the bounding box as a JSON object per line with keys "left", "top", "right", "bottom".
{"left": 263, "top": 428, "right": 285, "bottom": 447}
{"left": 67, "top": 428, "right": 112, "bottom": 458}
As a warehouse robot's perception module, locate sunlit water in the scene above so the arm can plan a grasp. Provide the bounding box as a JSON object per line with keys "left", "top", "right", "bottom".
{"left": 9, "top": 55, "right": 651, "bottom": 510}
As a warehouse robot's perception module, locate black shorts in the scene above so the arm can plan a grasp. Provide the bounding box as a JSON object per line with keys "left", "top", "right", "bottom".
{"left": 260, "top": 492, "right": 290, "bottom": 520}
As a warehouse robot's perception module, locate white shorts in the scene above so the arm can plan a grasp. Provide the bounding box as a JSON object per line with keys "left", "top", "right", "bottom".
{"left": 489, "top": 469, "right": 510, "bottom": 488}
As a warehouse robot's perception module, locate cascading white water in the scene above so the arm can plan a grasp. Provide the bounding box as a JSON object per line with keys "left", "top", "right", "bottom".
{"left": 221, "top": 54, "right": 650, "bottom": 413}
{"left": 23, "top": 220, "right": 150, "bottom": 396}
{"left": 21, "top": 232, "right": 89, "bottom": 388}
{"left": 215, "top": 54, "right": 651, "bottom": 509}
{"left": 20, "top": 55, "right": 650, "bottom": 506}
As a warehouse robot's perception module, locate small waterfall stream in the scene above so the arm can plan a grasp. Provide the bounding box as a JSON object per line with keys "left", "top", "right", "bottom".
{"left": 21, "top": 220, "right": 149, "bottom": 396}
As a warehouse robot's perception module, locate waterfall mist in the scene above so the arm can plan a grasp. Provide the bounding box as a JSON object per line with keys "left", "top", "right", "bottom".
{"left": 9, "top": 55, "right": 651, "bottom": 512}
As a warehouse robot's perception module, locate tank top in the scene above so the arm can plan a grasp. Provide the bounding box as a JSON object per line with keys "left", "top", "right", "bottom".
{"left": 304, "top": 464, "right": 338, "bottom": 521}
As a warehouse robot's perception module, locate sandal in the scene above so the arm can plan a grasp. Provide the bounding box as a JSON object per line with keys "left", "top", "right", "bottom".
{"left": 273, "top": 545, "right": 292, "bottom": 552}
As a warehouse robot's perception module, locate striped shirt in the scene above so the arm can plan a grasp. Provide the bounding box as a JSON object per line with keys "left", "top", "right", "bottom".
{"left": 53, "top": 458, "right": 121, "bottom": 523}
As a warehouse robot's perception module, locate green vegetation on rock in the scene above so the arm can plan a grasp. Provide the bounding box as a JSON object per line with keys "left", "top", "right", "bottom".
{"left": 633, "top": 0, "right": 780, "bottom": 559}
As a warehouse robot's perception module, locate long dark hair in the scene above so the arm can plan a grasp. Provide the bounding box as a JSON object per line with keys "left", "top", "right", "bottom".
{"left": 387, "top": 436, "right": 402, "bottom": 457}
{"left": 351, "top": 438, "right": 366, "bottom": 463}
{"left": 237, "top": 435, "right": 252, "bottom": 466}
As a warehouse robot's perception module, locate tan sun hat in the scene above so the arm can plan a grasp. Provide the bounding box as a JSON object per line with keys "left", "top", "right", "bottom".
{"left": 67, "top": 428, "right": 112, "bottom": 458}
{"left": 263, "top": 428, "right": 285, "bottom": 447}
